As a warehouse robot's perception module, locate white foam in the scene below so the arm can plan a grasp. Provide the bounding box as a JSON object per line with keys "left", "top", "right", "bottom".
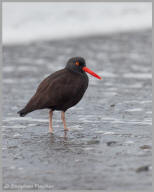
{"left": 3, "top": 3, "right": 152, "bottom": 45}
{"left": 140, "top": 100, "right": 152, "bottom": 104}
{"left": 125, "top": 108, "right": 143, "bottom": 112}
{"left": 95, "top": 130, "right": 115, "bottom": 135}
{"left": 124, "top": 140, "right": 134, "bottom": 144}
{"left": 3, "top": 79, "right": 16, "bottom": 84}
{"left": 131, "top": 65, "right": 151, "bottom": 72}
{"left": 17, "top": 66, "right": 37, "bottom": 72}
{"left": 126, "top": 83, "right": 143, "bottom": 88}
{"left": 13, "top": 133, "right": 22, "bottom": 138}
{"left": 100, "top": 117, "right": 152, "bottom": 125}
{"left": 123, "top": 73, "right": 152, "bottom": 79}
{"left": 2, "top": 125, "right": 27, "bottom": 129}
{"left": 99, "top": 71, "right": 117, "bottom": 78}
{"left": 3, "top": 117, "right": 49, "bottom": 123}
{"left": 71, "top": 125, "right": 83, "bottom": 130}
{"left": 146, "top": 111, "right": 152, "bottom": 114}
{"left": 3, "top": 66, "right": 14, "bottom": 72}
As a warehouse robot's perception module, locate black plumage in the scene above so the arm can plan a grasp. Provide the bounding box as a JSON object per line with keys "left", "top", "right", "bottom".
{"left": 18, "top": 57, "right": 101, "bottom": 132}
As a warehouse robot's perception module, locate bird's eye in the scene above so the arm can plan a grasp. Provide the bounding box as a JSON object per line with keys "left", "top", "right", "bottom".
{"left": 75, "top": 61, "right": 80, "bottom": 66}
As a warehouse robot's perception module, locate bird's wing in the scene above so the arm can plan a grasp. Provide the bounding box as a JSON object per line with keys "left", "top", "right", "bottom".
{"left": 38, "top": 70, "right": 83, "bottom": 108}
{"left": 36, "top": 69, "right": 65, "bottom": 93}
{"left": 24, "top": 69, "right": 83, "bottom": 111}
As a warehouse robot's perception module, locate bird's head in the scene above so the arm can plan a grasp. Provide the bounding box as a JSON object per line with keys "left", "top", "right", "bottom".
{"left": 66, "top": 57, "right": 101, "bottom": 80}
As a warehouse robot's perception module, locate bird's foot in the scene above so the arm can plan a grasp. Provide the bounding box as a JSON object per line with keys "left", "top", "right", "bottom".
{"left": 49, "top": 131, "right": 54, "bottom": 134}
{"left": 64, "top": 127, "right": 69, "bottom": 131}
{"left": 49, "top": 127, "right": 54, "bottom": 134}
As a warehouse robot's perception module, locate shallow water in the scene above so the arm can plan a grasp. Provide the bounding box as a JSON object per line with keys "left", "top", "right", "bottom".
{"left": 2, "top": 30, "right": 152, "bottom": 190}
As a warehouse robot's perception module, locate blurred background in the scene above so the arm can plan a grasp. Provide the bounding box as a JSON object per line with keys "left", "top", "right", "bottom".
{"left": 3, "top": 2, "right": 152, "bottom": 44}
{"left": 2, "top": 2, "right": 152, "bottom": 191}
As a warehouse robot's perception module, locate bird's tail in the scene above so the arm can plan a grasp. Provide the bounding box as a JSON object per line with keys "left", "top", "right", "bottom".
{"left": 17, "top": 94, "right": 40, "bottom": 117}
{"left": 17, "top": 108, "right": 28, "bottom": 117}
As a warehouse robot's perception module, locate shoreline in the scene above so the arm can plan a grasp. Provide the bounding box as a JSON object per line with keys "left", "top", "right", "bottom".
{"left": 3, "top": 28, "right": 151, "bottom": 47}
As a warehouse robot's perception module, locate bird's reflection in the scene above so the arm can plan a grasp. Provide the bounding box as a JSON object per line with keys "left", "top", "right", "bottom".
{"left": 64, "top": 130, "right": 68, "bottom": 140}
{"left": 47, "top": 129, "right": 87, "bottom": 155}
{"left": 49, "top": 130, "right": 68, "bottom": 144}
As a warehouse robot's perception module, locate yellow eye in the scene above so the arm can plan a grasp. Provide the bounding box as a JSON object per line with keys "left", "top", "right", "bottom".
{"left": 75, "top": 61, "right": 80, "bottom": 66}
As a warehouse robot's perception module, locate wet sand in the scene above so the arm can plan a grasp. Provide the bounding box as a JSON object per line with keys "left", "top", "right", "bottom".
{"left": 2, "top": 29, "right": 152, "bottom": 190}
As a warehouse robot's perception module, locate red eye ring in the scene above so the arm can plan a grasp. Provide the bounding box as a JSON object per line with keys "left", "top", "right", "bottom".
{"left": 75, "top": 61, "right": 80, "bottom": 66}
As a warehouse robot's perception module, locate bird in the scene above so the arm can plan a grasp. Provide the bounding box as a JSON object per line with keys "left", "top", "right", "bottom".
{"left": 17, "top": 57, "right": 101, "bottom": 133}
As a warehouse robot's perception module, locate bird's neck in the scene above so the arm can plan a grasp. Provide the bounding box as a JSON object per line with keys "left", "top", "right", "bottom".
{"left": 66, "top": 66, "right": 84, "bottom": 75}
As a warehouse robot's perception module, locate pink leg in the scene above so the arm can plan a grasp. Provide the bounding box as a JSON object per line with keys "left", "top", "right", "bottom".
{"left": 61, "top": 111, "right": 69, "bottom": 131}
{"left": 49, "top": 110, "right": 53, "bottom": 133}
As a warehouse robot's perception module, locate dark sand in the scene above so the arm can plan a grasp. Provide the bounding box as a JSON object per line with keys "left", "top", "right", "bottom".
{"left": 2, "top": 29, "right": 152, "bottom": 190}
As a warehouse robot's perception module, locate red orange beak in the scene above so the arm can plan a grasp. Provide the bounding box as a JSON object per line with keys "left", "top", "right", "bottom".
{"left": 82, "top": 67, "right": 102, "bottom": 80}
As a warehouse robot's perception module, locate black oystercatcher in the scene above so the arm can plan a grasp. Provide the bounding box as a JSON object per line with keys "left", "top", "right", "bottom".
{"left": 18, "top": 57, "right": 101, "bottom": 133}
